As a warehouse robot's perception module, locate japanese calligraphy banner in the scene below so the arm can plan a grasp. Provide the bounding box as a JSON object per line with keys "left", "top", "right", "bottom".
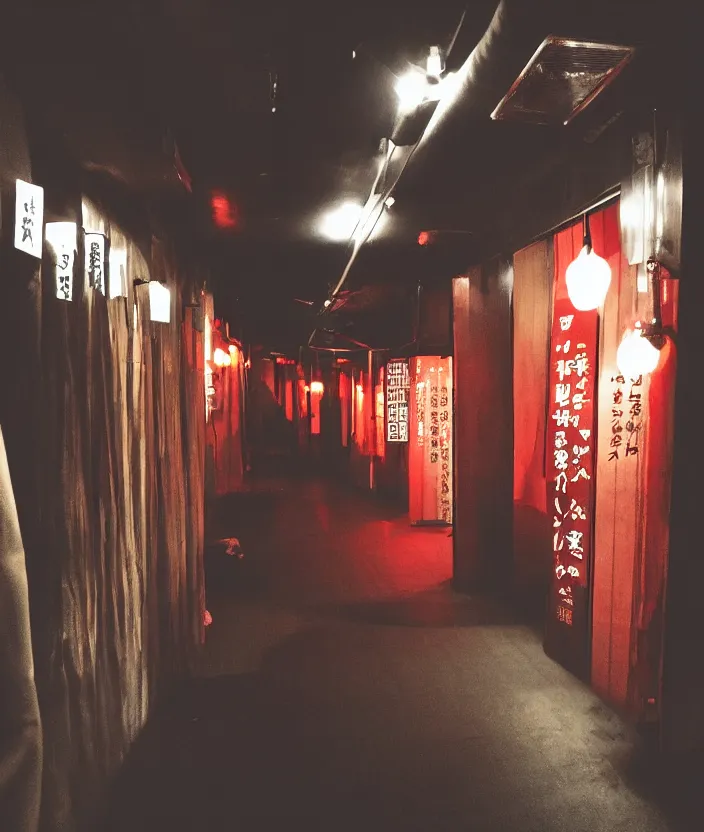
{"left": 545, "top": 295, "right": 599, "bottom": 675}
{"left": 409, "top": 356, "right": 453, "bottom": 525}
{"left": 386, "top": 360, "right": 410, "bottom": 442}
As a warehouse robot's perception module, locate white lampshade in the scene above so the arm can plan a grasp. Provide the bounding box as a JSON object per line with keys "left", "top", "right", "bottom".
{"left": 565, "top": 245, "right": 612, "bottom": 311}
{"left": 616, "top": 325, "right": 660, "bottom": 378}
{"left": 149, "top": 281, "right": 171, "bottom": 323}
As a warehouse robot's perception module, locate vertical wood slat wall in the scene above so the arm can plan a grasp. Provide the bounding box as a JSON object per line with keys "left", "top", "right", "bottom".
{"left": 4, "top": 200, "right": 207, "bottom": 830}
{"left": 512, "top": 240, "right": 552, "bottom": 616}
{"left": 452, "top": 259, "right": 514, "bottom": 591}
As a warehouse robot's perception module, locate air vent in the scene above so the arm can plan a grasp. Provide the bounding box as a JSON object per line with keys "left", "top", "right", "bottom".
{"left": 491, "top": 36, "right": 635, "bottom": 126}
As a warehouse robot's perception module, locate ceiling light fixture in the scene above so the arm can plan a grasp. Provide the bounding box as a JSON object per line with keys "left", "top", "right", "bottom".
{"left": 319, "top": 201, "right": 364, "bottom": 241}
{"left": 395, "top": 47, "right": 455, "bottom": 114}
{"left": 426, "top": 45, "right": 444, "bottom": 78}
{"left": 565, "top": 213, "right": 612, "bottom": 311}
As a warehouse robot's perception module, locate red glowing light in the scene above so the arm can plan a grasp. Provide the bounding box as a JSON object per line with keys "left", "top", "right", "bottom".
{"left": 211, "top": 192, "right": 239, "bottom": 229}
{"left": 418, "top": 231, "right": 431, "bottom": 246}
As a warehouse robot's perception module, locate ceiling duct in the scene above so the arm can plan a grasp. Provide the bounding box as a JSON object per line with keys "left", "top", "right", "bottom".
{"left": 491, "top": 36, "right": 635, "bottom": 126}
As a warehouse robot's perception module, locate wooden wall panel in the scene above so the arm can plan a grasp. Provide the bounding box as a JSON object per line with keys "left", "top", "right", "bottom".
{"left": 512, "top": 240, "right": 552, "bottom": 613}
{"left": 592, "top": 203, "right": 642, "bottom": 705}
{"left": 0, "top": 185, "right": 205, "bottom": 831}
{"left": 452, "top": 259, "right": 514, "bottom": 591}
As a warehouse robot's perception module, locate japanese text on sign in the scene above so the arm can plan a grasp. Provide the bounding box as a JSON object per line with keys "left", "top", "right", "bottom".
{"left": 547, "top": 304, "right": 598, "bottom": 628}
{"left": 386, "top": 360, "right": 410, "bottom": 442}
{"left": 437, "top": 380, "right": 452, "bottom": 522}
{"left": 14, "top": 180, "right": 44, "bottom": 259}
{"left": 608, "top": 373, "right": 643, "bottom": 461}
{"left": 85, "top": 232, "right": 106, "bottom": 295}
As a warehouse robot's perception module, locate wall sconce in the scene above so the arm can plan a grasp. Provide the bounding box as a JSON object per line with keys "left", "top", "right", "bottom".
{"left": 616, "top": 259, "right": 673, "bottom": 378}
{"left": 616, "top": 322, "right": 661, "bottom": 378}
{"left": 45, "top": 221, "right": 77, "bottom": 301}
{"left": 310, "top": 381, "right": 324, "bottom": 395}
{"left": 84, "top": 230, "right": 107, "bottom": 295}
{"left": 108, "top": 245, "right": 128, "bottom": 298}
{"left": 565, "top": 213, "right": 612, "bottom": 311}
{"left": 149, "top": 281, "right": 171, "bottom": 323}
{"left": 213, "top": 347, "right": 231, "bottom": 367}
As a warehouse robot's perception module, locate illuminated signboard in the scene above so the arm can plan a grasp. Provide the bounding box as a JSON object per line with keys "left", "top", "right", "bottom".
{"left": 545, "top": 296, "right": 598, "bottom": 678}
{"left": 386, "top": 359, "right": 410, "bottom": 442}
{"left": 409, "top": 356, "right": 453, "bottom": 525}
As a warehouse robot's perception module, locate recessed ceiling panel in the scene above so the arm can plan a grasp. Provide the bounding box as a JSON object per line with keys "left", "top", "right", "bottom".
{"left": 491, "top": 36, "right": 635, "bottom": 126}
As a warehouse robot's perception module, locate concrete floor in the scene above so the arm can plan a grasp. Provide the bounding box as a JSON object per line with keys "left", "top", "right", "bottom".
{"left": 106, "top": 476, "right": 701, "bottom": 831}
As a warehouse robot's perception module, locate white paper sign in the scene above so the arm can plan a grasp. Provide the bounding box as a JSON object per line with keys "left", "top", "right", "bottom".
{"left": 45, "top": 222, "right": 77, "bottom": 301}
{"left": 14, "top": 179, "right": 44, "bottom": 258}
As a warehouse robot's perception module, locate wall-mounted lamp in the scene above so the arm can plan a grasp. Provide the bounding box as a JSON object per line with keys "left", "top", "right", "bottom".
{"left": 565, "top": 213, "right": 612, "bottom": 311}
{"left": 109, "top": 245, "right": 128, "bottom": 299}
{"left": 149, "top": 281, "right": 171, "bottom": 323}
{"left": 616, "top": 258, "right": 673, "bottom": 378}
{"left": 616, "top": 322, "right": 661, "bottom": 378}
{"left": 310, "top": 381, "right": 324, "bottom": 395}
{"left": 213, "top": 347, "right": 231, "bottom": 368}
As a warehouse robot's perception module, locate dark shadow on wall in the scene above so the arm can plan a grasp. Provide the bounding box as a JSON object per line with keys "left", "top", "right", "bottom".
{"left": 246, "top": 369, "right": 299, "bottom": 470}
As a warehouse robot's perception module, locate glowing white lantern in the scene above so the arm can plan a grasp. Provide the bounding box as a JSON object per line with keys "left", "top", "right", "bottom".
{"left": 109, "top": 245, "right": 128, "bottom": 298}
{"left": 45, "top": 222, "right": 77, "bottom": 301}
{"left": 213, "top": 347, "right": 231, "bottom": 367}
{"left": 149, "top": 281, "right": 171, "bottom": 323}
{"left": 565, "top": 245, "right": 612, "bottom": 311}
{"left": 616, "top": 324, "right": 660, "bottom": 378}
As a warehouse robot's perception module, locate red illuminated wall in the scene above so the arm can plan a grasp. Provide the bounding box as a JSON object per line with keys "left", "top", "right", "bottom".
{"left": 375, "top": 365, "right": 385, "bottom": 460}
{"left": 209, "top": 339, "right": 245, "bottom": 495}
{"left": 513, "top": 240, "right": 552, "bottom": 613}
{"left": 537, "top": 201, "right": 677, "bottom": 721}
{"left": 339, "top": 371, "right": 351, "bottom": 447}
{"left": 591, "top": 204, "right": 676, "bottom": 720}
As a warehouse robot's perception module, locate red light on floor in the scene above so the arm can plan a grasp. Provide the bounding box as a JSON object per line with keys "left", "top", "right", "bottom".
{"left": 211, "top": 192, "right": 239, "bottom": 229}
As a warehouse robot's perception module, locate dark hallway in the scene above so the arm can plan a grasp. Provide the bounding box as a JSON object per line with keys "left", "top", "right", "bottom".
{"left": 103, "top": 476, "right": 694, "bottom": 832}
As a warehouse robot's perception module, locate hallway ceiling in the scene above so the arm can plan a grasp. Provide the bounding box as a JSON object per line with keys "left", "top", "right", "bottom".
{"left": 3, "top": 0, "right": 682, "bottom": 352}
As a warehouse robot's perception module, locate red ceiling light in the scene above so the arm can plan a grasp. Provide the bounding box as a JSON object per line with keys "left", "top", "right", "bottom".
{"left": 211, "top": 192, "right": 239, "bottom": 229}
{"left": 418, "top": 231, "right": 432, "bottom": 246}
